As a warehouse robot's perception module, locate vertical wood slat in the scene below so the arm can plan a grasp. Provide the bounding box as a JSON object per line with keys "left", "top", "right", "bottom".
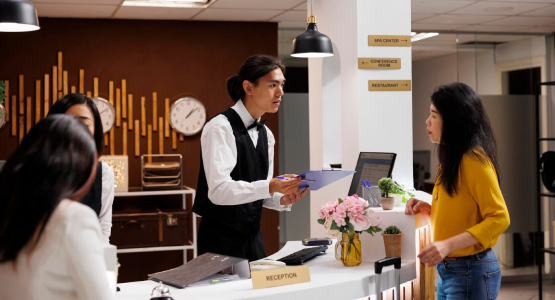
{"left": 109, "top": 81, "right": 114, "bottom": 105}
{"left": 19, "top": 75, "right": 24, "bottom": 114}
{"left": 128, "top": 94, "right": 133, "bottom": 130}
{"left": 405, "top": 281, "right": 413, "bottom": 300}
{"left": 11, "top": 95, "right": 16, "bottom": 136}
{"left": 58, "top": 92, "right": 63, "bottom": 99}
{"left": 116, "top": 88, "right": 121, "bottom": 127}
{"left": 26, "top": 96, "right": 31, "bottom": 133}
{"left": 4, "top": 80, "right": 8, "bottom": 122}
{"left": 123, "top": 121, "right": 128, "bottom": 155}
{"left": 52, "top": 66, "right": 57, "bottom": 104}
{"left": 57, "top": 52, "right": 63, "bottom": 91}
{"left": 93, "top": 77, "right": 99, "bottom": 97}
{"left": 152, "top": 92, "right": 158, "bottom": 131}
{"left": 63, "top": 71, "right": 68, "bottom": 96}
{"left": 110, "top": 128, "right": 115, "bottom": 155}
{"left": 147, "top": 124, "right": 152, "bottom": 162}
{"left": 35, "top": 80, "right": 41, "bottom": 124}
{"left": 79, "top": 69, "right": 84, "bottom": 93}
{"left": 44, "top": 75, "right": 50, "bottom": 116}
{"left": 71, "top": 86, "right": 76, "bottom": 94}
{"left": 425, "top": 227, "right": 434, "bottom": 300}
{"left": 134, "top": 120, "right": 140, "bottom": 157}
{"left": 165, "top": 98, "right": 170, "bottom": 138}
{"left": 86, "top": 91, "right": 91, "bottom": 97}
{"left": 105, "top": 134, "right": 108, "bottom": 147}
{"left": 158, "top": 117, "right": 164, "bottom": 154}
{"left": 122, "top": 80, "right": 127, "bottom": 118}
{"left": 141, "top": 96, "right": 146, "bottom": 136}
{"left": 18, "top": 116, "right": 24, "bottom": 144}
{"left": 172, "top": 129, "right": 177, "bottom": 150}
{"left": 179, "top": 134, "right": 184, "bottom": 142}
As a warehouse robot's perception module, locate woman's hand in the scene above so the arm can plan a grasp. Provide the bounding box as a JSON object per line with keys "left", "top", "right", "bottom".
{"left": 405, "top": 198, "right": 431, "bottom": 217}
{"left": 269, "top": 174, "right": 301, "bottom": 195}
{"left": 418, "top": 240, "right": 450, "bottom": 266}
{"left": 280, "top": 187, "right": 310, "bottom": 206}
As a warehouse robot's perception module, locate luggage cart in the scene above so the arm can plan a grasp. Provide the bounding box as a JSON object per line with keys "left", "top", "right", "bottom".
{"left": 374, "top": 257, "right": 402, "bottom": 300}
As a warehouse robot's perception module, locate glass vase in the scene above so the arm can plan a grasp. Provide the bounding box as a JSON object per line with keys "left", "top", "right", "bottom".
{"left": 335, "top": 232, "right": 362, "bottom": 267}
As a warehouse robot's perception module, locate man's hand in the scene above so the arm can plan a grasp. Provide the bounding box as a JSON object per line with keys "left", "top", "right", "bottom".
{"left": 280, "top": 187, "right": 309, "bottom": 206}
{"left": 269, "top": 174, "right": 301, "bottom": 195}
{"left": 405, "top": 198, "right": 431, "bottom": 216}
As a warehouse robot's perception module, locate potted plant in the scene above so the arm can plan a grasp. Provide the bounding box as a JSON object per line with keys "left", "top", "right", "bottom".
{"left": 377, "top": 177, "right": 395, "bottom": 210}
{"left": 391, "top": 181, "right": 416, "bottom": 207}
{"left": 317, "top": 194, "right": 382, "bottom": 267}
{"left": 382, "top": 225, "right": 403, "bottom": 257}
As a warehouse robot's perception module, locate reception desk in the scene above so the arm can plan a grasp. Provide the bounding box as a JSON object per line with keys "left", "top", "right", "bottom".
{"left": 116, "top": 199, "right": 434, "bottom": 300}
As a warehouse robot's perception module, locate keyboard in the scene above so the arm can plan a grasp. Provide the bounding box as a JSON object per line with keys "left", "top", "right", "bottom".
{"left": 277, "top": 246, "right": 328, "bottom": 265}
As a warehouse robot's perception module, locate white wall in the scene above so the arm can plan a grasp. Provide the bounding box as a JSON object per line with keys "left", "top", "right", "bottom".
{"left": 309, "top": 0, "right": 413, "bottom": 237}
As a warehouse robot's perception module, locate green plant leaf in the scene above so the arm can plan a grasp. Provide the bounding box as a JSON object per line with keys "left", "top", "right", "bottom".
{"left": 330, "top": 220, "right": 341, "bottom": 231}
{"left": 402, "top": 195, "right": 408, "bottom": 203}
{"left": 317, "top": 219, "right": 325, "bottom": 225}
{"left": 338, "top": 198, "right": 343, "bottom": 204}
{"left": 346, "top": 222, "right": 354, "bottom": 233}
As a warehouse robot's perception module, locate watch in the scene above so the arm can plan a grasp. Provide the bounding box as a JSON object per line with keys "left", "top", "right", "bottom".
{"left": 170, "top": 97, "right": 206, "bottom": 136}
{"left": 0, "top": 104, "right": 5, "bottom": 130}
{"left": 92, "top": 97, "right": 115, "bottom": 133}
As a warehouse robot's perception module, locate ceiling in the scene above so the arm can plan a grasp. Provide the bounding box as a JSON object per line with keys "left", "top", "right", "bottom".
{"left": 30, "top": 0, "right": 555, "bottom": 63}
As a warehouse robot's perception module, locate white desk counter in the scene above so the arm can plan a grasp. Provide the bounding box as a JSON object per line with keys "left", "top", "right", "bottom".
{"left": 116, "top": 240, "right": 416, "bottom": 300}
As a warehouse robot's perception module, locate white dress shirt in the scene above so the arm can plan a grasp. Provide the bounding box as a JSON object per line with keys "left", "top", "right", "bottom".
{"left": 99, "top": 162, "right": 114, "bottom": 243}
{"left": 0, "top": 200, "right": 114, "bottom": 300}
{"left": 201, "top": 100, "right": 290, "bottom": 211}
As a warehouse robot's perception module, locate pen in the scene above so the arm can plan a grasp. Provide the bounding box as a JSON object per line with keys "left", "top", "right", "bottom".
{"left": 276, "top": 176, "right": 315, "bottom": 182}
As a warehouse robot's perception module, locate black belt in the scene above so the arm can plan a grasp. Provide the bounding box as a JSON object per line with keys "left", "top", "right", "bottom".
{"left": 443, "top": 248, "right": 492, "bottom": 261}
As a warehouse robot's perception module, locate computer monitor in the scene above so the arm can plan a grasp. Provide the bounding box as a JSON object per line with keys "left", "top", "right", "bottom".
{"left": 348, "top": 152, "right": 396, "bottom": 198}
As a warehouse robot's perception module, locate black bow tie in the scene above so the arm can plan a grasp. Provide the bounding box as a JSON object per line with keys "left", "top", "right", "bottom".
{"left": 247, "top": 119, "right": 266, "bottom": 131}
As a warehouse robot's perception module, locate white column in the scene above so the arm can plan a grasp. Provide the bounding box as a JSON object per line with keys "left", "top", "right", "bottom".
{"left": 308, "top": 0, "right": 413, "bottom": 237}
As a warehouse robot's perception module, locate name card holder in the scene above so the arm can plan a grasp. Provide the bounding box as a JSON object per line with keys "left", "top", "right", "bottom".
{"left": 251, "top": 265, "right": 311, "bottom": 289}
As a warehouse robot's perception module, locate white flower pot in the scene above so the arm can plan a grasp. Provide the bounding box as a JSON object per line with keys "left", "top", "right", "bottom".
{"left": 392, "top": 194, "right": 404, "bottom": 207}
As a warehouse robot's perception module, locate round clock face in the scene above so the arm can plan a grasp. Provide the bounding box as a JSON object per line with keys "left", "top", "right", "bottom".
{"left": 92, "top": 97, "right": 115, "bottom": 134}
{"left": 170, "top": 97, "right": 207, "bottom": 136}
{"left": 0, "top": 104, "right": 5, "bottom": 130}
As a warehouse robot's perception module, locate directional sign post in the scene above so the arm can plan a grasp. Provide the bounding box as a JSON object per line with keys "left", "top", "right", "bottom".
{"left": 368, "top": 80, "right": 411, "bottom": 91}
{"left": 358, "top": 58, "right": 401, "bottom": 69}
{"left": 368, "top": 35, "right": 411, "bottom": 47}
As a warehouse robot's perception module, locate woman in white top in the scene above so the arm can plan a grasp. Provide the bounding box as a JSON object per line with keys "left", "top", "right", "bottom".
{"left": 0, "top": 115, "right": 114, "bottom": 300}
{"left": 49, "top": 93, "right": 115, "bottom": 243}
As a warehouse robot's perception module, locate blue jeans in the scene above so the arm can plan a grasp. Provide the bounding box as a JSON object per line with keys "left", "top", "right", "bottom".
{"left": 436, "top": 249, "right": 502, "bottom": 300}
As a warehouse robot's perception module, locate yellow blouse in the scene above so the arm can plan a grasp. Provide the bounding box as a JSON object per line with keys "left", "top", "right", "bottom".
{"left": 430, "top": 149, "right": 510, "bottom": 257}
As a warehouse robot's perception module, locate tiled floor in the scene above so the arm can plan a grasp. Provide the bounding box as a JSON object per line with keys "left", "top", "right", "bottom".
{"left": 498, "top": 282, "right": 555, "bottom": 300}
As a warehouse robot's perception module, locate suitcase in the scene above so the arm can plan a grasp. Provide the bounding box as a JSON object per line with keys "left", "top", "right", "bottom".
{"left": 374, "top": 256, "right": 401, "bottom": 300}
{"left": 111, "top": 209, "right": 189, "bottom": 249}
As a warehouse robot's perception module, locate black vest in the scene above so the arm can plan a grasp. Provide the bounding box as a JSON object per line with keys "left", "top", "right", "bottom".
{"left": 193, "top": 108, "right": 269, "bottom": 236}
{"left": 81, "top": 162, "right": 103, "bottom": 216}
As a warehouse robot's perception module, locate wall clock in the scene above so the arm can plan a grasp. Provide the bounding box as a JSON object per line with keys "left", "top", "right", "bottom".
{"left": 92, "top": 97, "right": 115, "bottom": 133}
{"left": 170, "top": 97, "right": 206, "bottom": 136}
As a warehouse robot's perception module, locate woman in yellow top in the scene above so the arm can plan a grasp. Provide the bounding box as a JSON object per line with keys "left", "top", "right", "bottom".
{"left": 406, "top": 82, "right": 510, "bottom": 300}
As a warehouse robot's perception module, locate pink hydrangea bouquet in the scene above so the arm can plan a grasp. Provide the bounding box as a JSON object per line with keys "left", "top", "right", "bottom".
{"left": 317, "top": 194, "right": 382, "bottom": 236}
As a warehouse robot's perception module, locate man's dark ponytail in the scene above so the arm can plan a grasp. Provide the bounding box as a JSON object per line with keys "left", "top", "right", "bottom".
{"left": 226, "top": 55, "right": 285, "bottom": 102}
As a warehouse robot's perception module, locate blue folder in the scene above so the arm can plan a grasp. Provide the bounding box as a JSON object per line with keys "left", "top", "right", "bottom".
{"left": 297, "top": 170, "right": 356, "bottom": 190}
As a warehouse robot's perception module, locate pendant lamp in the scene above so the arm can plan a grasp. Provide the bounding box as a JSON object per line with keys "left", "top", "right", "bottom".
{"left": 0, "top": 0, "right": 40, "bottom": 32}
{"left": 291, "top": 0, "right": 333, "bottom": 58}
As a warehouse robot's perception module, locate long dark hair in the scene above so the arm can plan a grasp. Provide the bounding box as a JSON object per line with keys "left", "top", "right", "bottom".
{"left": 0, "top": 115, "right": 97, "bottom": 263}
{"left": 49, "top": 93, "right": 104, "bottom": 156}
{"left": 431, "top": 82, "right": 500, "bottom": 196}
{"left": 227, "top": 55, "right": 285, "bottom": 102}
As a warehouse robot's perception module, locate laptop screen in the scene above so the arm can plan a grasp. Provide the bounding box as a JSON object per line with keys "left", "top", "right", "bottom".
{"left": 348, "top": 152, "right": 396, "bottom": 198}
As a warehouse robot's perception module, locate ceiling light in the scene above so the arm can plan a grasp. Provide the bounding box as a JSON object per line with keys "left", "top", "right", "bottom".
{"left": 484, "top": 6, "right": 514, "bottom": 13}
{"left": 291, "top": 0, "right": 334, "bottom": 58}
{"left": 411, "top": 32, "right": 439, "bottom": 42}
{"left": 0, "top": 0, "right": 39, "bottom": 32}
{"left": 122, "top": 0, "right": 210, "bottom": 8}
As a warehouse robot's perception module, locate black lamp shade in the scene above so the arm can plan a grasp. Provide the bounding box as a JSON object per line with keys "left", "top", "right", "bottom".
{"left": 0, "top": 0, "right": 39, "bottom": 32}
{"left": 291, "top": 23, "right": 333, "bottom": 58}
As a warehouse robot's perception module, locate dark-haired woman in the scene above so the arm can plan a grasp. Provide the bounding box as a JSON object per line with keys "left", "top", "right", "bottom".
{"left": 193, "top": 55, "right": 308, "bottom": 261}
{"left": 0, "top": 115, "right": 114, "bottom": 300}
{"left": 49, "top": 93, "right": 114, "bottom": 243}
{"left": 405, "top": 82, "right": 510, "bottom": 299}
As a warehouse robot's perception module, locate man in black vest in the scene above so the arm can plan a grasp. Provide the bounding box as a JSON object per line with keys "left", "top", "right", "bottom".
{"left": 193, "top": 55, "right": 308, "bottom": 261}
